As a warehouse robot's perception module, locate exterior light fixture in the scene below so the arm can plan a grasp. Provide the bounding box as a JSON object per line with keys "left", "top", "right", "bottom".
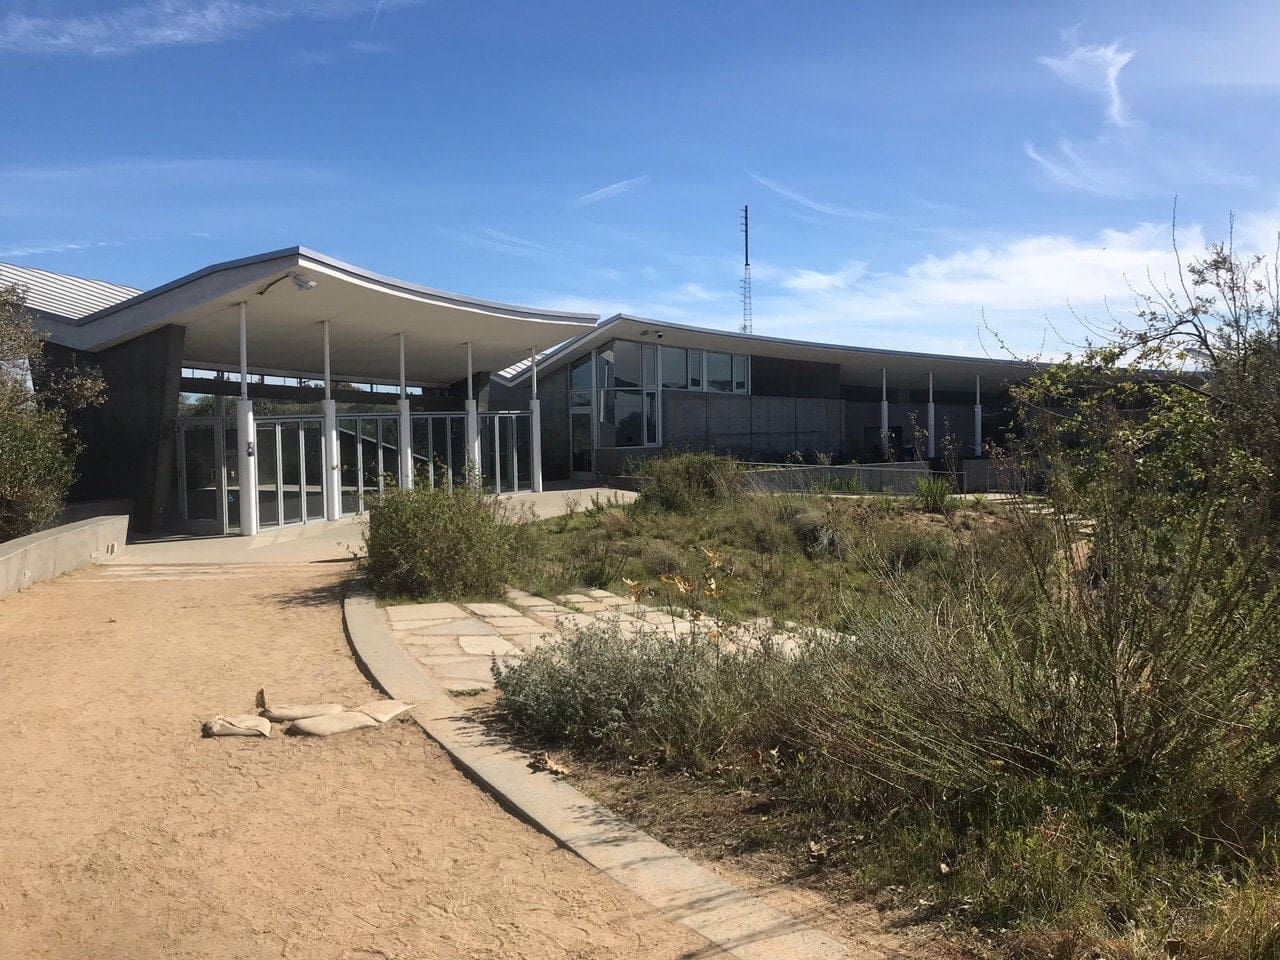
{"left": 291, "top": 273, "right": 317, "bottom": 292}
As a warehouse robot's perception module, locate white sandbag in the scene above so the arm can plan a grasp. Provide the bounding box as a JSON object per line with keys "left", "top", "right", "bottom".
{"left": 354, "top": 700, "right": 416, "bottom": 724}
{"left": 255, "top": 688, "right": 346, "bottom": 722}
{"left": 203, "top": 714, "right": 271, "bottom": 737}
{"left": 288, "top": 711, "right": 379, "bottom": 737}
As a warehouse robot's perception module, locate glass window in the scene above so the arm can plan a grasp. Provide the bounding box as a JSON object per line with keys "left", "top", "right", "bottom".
{"left": 569, "top": 355, "right": 593, "bottom": 391}
{"left": 733, "top": 355, "right": 749, "bottom": 393}
{"left": 644, "top": 391, "right": 658, "bottom": 444}
{"left": 706, "top": 352, "right": 733, "bottom": 392}
{"left": 597, "top": 340, "right": 643, "bottom": 388}
{"left": 661, "top": 346, "right": 688, "bottom": 389}
{"left": 688, "top": 349, "right": 703, "bottom": 390}
{"left": 598, "top": 388, "right": 645, "bottom": 447}
{"left": 643, "top": 344, "right": 657, "bottom": 387}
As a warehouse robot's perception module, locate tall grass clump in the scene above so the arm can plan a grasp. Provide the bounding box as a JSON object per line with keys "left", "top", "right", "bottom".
{"left": 363, "top": 481, "right": 533, "bottom": 599}
{"left": 911, "top": 474, "right": 954, "bottom": 514}
{"left": 633, "top": 452, "right": 742, "bottom": 513}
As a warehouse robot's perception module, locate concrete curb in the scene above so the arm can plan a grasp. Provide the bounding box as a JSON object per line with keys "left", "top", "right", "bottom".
{"left": 343, "top": 581, "right": 852, "bottom": 960}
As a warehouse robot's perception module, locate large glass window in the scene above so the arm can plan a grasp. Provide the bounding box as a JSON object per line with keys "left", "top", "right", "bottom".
{"left": 706, "top": 351, "right": 733, "bottom": 392}
{"left": 661, "top": 346, "right": 688, "bottom": 389}
{"left": 569, "top": 354, "right": 593, "bottom": 408}
{"left": 597, "top": 340, "right": 644, "bottom": 388}
{"left": 688, "top": 349, "right": 703, "bottom": 390}
{"left": 642, "top": 343, "right": 657, "bottom": 387}
{"left": 599, "top": 388, "right": 646, "bottom": 447}
{"left": 733, "top": 354, "right": 749, "bottom": 393}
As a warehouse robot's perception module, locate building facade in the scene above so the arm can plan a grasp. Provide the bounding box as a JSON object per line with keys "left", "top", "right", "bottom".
{"left": 4, "top": 248, "right": 1034, "bottom": 538}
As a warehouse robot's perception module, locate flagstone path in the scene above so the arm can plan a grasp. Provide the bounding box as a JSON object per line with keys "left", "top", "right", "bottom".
{"left": 387, "top": 587, "right": 808, "bottom": 694}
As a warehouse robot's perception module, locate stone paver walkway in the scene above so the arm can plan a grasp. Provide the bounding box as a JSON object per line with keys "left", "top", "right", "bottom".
{"left": 386, "top": 588, "right": 812, "bottom": 694}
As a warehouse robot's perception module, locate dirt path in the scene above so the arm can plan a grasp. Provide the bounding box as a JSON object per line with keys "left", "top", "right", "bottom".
{"left": 0, "top": 561, "right": 715, "bottom": 960}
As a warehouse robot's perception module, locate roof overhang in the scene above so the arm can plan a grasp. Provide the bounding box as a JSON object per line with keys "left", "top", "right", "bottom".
{"left": 39, "top": 247, "right": 599, "bottom": 386}
{"left": 499, "top": 315, "right": 1040, "bottom": 392}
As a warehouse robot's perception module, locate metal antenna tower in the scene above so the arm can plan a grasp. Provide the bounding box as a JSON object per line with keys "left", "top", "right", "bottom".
{"left": 739, "top": 204, "right": 753, "bottom": 334}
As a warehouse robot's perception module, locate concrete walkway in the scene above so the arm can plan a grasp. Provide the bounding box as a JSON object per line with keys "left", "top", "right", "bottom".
{"left": 0, "top": 552, "right": 718, "bottom": 959}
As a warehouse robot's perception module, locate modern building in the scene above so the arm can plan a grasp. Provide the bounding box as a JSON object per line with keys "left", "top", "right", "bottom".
{"left": 4, "top": 247, "right": 1034, "bottom": 537}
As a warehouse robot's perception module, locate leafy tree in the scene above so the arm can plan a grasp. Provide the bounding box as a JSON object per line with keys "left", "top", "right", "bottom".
{"left": 1015, "top": 218, "right": 1279, "bottom": 556}
{"left": 0, "top": 282, "right": 104, "bottom": 541}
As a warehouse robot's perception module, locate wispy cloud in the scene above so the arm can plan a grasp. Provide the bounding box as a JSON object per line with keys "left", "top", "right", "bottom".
{"left": 1023, "top": 140, "right": 1133, "bottom": 197}
{"left": 572, "top": 175, "right": 650, "bottom": 208}
{"left": 440, "top": 226, "right": 563, "bottom": 261}
{"left": 1039, "top": 40, "right": 1137, "bottom": 127}
{"left": 0, "top": 0, "right": 418, "bottom": 56}
{"left": 0, "top": 239, "right": 115, "bottom": 258}
{"left": 749, "top": 172, "right": 889, "bottom": 222}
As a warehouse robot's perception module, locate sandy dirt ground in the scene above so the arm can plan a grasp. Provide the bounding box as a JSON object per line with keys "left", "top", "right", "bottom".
{"left": 0, "top": 560, "right": 716, "bottom": 960}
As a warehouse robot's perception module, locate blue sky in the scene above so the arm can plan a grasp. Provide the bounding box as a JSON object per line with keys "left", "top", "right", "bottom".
{"left": 2, "top": 0, "right": 1278, "bottom": 357}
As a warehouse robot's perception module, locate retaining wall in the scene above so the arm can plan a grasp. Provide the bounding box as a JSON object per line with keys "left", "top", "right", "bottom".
{"left": 742, "top": 461, "right": 931, "bottom": 494}
{"left": 0, "top": 515, "right": 129, "bottom": 600}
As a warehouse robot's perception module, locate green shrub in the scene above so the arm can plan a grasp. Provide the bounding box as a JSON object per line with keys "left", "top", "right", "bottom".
{"left": 633, "top": 453, "right": 742, "bottom": 513}
{"left": 0, "top": 282, "right": 103, "bottom": 542}
{"left": 0, "top": 406, "right": 77, "bottom": 541}
{"left": 362, "top": 482, "right": 531, "bottom": 599}
{"left": 494, "top": 622, "right": 843, "bottom": 766}
{"left": 912, "top": 474, "right": 954, "bottom": 514}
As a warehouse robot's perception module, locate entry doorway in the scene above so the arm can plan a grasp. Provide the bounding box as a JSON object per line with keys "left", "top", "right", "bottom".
{"left": 569, "top": 408, "right": 594, "bottom": 480}
{"left": 255, "top": 417, "right": 326, "bottom": 529}
{"left": 176, "top": 418, "right": 228, "bottom": 535}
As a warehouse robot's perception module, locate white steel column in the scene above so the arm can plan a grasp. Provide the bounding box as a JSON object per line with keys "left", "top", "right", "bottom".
{"left": 529, "top": 347, "right": 543, "bottom": 493}
{"left": 973, "top": 373, "right": 983, "bottom": 457}
{"left": 321, "top": 320, "right": 341, "bottom": 521}
{"left": 880, "top": 368, "right": 890, "bottom": 458}
{"left": 464, "top": 341, "right": 480, "bottom": 485}
{"left": 926, "top": 371, "right": 936, "bottom": 459}
{"left": 236, "top": 301, "right": 259, "bottom": 537}
{"left": 397, "top": 332, "right": 414, "bottom": 490}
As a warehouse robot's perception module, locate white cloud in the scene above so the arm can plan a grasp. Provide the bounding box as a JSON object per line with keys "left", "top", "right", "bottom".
{"left": 781, "top": 261, "right": 867, "bottom": 292}
{"left": 572, "top": 175, "right": 650, "bottom": 207}
{"left": 749, "top": 172, "right": 889, "bottom": 221}
{"left": 0, "top": 1, "right": 417, "bottom": 56}
{"left": 675, "top": 282, "right": 717, "bottom": 302}
{"left": 1039, "top": 41, "right": 1136, "bottom": 127}
{"left": 752, "top": 221, "right": 1213, "bottom": 356}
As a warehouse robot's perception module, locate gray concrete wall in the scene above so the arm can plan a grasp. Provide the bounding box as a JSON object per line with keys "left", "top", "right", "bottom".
{"left": 961, "top": 457, "right": 1027, "bottom": 493}
{"left": 44, "top": 325, "right": 186, "bottom": 535}
{"left": 0, "top": 515, "right": 129, "bottom": 600}
{"left": 743, "top": 462, "right": 930, "bottom": 494}
{"left": 656, "top": 392, "right": 844, "bottom": 464}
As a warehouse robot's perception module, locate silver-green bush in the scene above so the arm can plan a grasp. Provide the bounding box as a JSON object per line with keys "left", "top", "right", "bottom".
{"left": 363, "top": 481, "right": 533, "bottom": 599}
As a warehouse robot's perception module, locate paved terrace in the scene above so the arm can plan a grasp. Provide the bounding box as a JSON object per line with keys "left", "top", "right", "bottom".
{"left": 389, "top": 589, "right": 808, "bottom": 695}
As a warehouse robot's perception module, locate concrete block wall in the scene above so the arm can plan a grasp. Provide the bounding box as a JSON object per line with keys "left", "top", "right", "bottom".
{"left": 658, "top": 392, "right": 844, "bottom": 463}
{"left": 44, "top": 325, "right": 186, "bottom": 535}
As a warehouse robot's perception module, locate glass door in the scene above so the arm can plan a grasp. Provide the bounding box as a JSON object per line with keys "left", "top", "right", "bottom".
{"left": 569, "top": 409, "right": 594, "bottom": 479}
{"left": 177, "top": 420, "right": 226, "bottom": 535}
